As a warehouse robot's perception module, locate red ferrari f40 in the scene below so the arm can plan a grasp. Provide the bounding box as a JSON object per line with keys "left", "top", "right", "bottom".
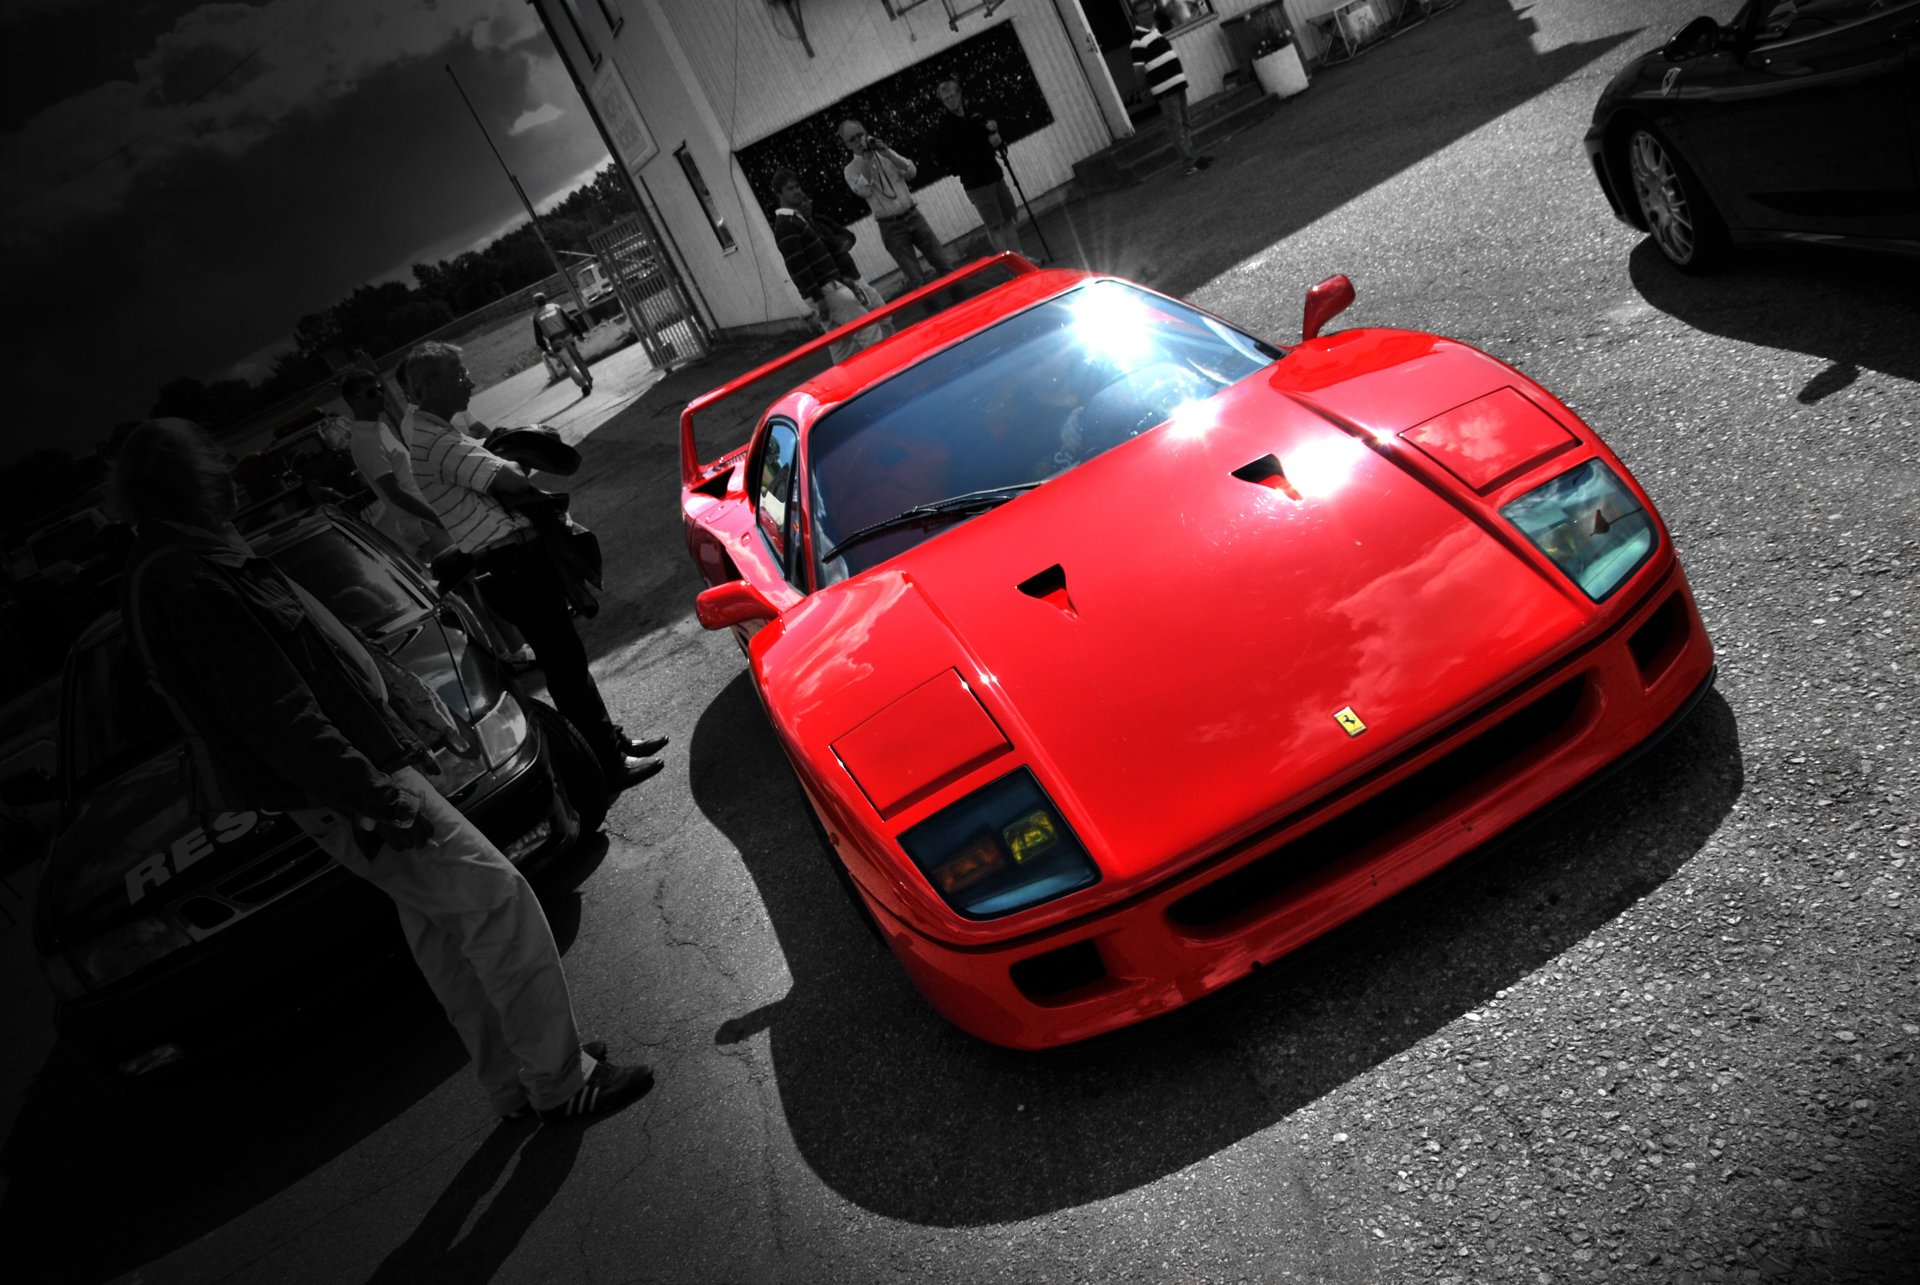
{"left": 680, "top": 256, "right": 1713, "bottom": 1050}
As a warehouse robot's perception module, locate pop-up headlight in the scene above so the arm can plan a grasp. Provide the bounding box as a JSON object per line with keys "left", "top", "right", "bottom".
{"left": 1501, "top": 459, "right": 1656, "bottom": 601}
{"left": 899, "top": 770, "right": 1099, "bottom": 919}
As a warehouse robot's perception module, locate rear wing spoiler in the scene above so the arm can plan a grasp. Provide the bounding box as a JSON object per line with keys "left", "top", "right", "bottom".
{"left": 679, "top": 251, "right": 1042, "bottom": 491}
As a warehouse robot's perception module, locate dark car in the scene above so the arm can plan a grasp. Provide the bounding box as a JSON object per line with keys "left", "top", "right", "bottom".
{"left": 1585, "top": 0, "right": 1920, "bottom": 270}
{"left": 32, "top": 506, "right": 610, "bottom": 1082}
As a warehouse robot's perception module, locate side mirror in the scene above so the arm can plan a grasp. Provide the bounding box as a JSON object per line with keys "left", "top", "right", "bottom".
{"left": 1302, "top": 274, "right": 1356, "bottom": 342}
{"left": 695, "top": 579, "right": 781, "bottom": 630}
{"left": 1663, "top": 15, "right": 1720, "bottom": 60}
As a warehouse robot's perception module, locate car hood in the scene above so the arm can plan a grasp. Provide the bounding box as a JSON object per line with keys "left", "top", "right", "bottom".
{"left": 768, "top": 338, "right": 1598, "bottom": 894}
{"left": 42, "top": 750, "right": 300, "bottom": 945}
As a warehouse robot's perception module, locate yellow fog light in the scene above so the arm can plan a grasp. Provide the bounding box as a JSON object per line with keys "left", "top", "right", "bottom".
{"left": 1002, "top": 809, "right": 1059, "bottom": 864}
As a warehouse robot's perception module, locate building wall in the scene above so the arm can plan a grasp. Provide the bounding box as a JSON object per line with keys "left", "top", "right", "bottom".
{"left": 547, "top": 0, "right": 1116, "bottom": 333}
{"left": 1159, "top": 0, "right": 1392, "bottom": 92}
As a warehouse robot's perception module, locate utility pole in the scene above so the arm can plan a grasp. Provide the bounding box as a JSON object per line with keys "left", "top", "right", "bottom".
{"left": 445, "top": 64, "right": 591, "bottom": 321}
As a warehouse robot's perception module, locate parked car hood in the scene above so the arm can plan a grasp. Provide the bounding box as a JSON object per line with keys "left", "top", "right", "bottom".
{"left": 765, "top": 338, "right": 1599, "bottom": 893}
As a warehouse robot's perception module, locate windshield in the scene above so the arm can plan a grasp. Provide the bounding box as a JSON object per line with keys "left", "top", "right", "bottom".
{"left": 64, "top": 520, "right": 428, "bottom": 788}
{"left": 270, "top": 525, "right": 425, "bottom": 635}
{"left": 806, "top": 281, "right": 1280, "bottom": 583}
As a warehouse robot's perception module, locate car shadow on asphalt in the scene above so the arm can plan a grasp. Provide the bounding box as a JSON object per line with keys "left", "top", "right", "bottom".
{"left": 690, "top": 672, "right": 1743, "bottom": 1226}
{"left": 1628, "top": 242, "right": 1920, "bottom": 399}
{"left": 0, "top": 830, "right": 613, "bottom": 1285}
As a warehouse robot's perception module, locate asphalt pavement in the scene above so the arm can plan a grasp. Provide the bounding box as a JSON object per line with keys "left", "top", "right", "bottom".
{"left": 2, "top": 1, "right": 1915, "bottom": 1281}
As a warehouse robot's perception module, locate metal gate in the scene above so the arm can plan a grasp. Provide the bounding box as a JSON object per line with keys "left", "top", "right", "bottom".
{"left": 588, "top": 214, "right": 710, "bottom": 368}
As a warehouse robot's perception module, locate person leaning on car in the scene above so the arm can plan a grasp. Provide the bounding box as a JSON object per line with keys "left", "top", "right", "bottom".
{"left": 402, "top": 340, "right": 666, "bottom": 789}
{"left": 113, "top": 419, "right": 654, "bottom": 1122}
{"left": 339, "top": 367, "right": 449, "bottom": 562}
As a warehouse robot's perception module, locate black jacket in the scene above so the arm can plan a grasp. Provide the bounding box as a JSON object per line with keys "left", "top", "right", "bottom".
{"left": 773, "top": 208, "right": 854, "bottom": 300}
{"left": 929, "top": 108, "right": 1002, "bottom": 189}
{"left": 122, "top": 523, "right": 425, "bottom": 822}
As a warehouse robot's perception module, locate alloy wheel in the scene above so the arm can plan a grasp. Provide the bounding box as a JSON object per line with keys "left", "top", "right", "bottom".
{"left": 1628, "top": 129, "right": 1695, "bottom": 266}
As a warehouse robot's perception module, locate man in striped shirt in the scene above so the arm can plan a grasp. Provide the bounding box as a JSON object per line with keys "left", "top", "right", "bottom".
{"left": 403, "top": 341, "right": 666, "bottom": 789}
{"left": 1130, "top": 0, "right": 1213, "bottom": 177}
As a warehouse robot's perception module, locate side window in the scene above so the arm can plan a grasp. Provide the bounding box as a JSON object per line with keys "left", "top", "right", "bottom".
{"left": 1756, "top": 0, "right": 1905, "bottom": 40}
{"left": 755, "top": 421, "right": 800, "bottom": 573}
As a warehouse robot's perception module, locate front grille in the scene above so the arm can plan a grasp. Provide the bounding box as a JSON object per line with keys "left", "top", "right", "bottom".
{"left": 1167, "top": 676, "right": 1589, "bottom": 930}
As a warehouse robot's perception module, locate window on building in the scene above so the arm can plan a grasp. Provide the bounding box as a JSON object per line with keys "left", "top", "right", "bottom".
{"left": 593, "top": 0, "right": 624, "bottom": 33}
{"left": 556, "top": 0, "right": 600, "bottom": 66}
{"left": 675, "top": 144, "right": 737, "bottom": 253}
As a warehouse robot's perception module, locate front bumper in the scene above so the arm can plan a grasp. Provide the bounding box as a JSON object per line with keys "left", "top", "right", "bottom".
{"left": 1584, "top": 121, "right": 1637, "bottom": 228}
{"left": 872, "top": 560, "right": 1715, "bottom": 1050}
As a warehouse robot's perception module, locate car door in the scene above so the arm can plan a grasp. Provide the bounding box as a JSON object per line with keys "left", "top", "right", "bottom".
{"left": 1680, "top": 0, "right": 1920, "bottom": 241}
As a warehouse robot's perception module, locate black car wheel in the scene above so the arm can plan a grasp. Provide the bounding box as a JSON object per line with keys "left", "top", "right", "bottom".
{"left": 530, "top": 700, "right": 610, "bottom": 834}
{"left": 1626, "top": 125, "right": 1728, "bottom": 272}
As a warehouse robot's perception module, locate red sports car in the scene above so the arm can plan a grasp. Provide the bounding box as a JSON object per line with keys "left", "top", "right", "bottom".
{"left": 679, "top": 256, "right": 1714, "bottom": 1050}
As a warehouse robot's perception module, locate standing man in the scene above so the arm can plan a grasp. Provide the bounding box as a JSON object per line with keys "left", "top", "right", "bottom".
{"left": 531, "top": 292, "right": 591, "bottom": 395}
{"left": 771, "top": 169, "right": 890, "bottom": 363}
{"left": 839, "top": 119, "right": 954, "bottom": 299}
{"left": 340, "top": 367, "right": 448, "bottom": 563}
{"left": 930, "top": 78, "right": 1019, "bottom": 256}
{"left": 402, "top": 341, "right": 666, "bottom": 788}
{"left": 115, "top": 418, "right": 654, "bottom": 1122}
{"left": 1130, "top": 0, "right": 1213, "bottom": 177}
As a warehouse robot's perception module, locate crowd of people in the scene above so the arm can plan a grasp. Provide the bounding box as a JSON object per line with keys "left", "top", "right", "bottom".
{"left": 773, "top": 3, "right": 1208, "bottom": 355}
{"left": 113, "top": 334, "right": 669, "bottom": 1126}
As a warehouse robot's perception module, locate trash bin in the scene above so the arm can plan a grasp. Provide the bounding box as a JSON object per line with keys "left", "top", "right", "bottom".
{"left": 1252, "top": 40, "right": 1310, "bottom": 99}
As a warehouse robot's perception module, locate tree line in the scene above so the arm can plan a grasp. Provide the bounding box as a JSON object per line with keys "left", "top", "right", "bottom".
{"left": 1, "top": 164, "right": 639, "bottom": 539}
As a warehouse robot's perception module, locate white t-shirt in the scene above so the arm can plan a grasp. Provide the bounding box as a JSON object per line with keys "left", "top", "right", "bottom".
{"left": 348, "top": 420, "right": 446, "bottom": 560}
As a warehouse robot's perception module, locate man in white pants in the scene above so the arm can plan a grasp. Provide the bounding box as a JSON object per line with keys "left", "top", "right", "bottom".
{"left": 115, "top": 418, "right": 652, "bottom": 1123}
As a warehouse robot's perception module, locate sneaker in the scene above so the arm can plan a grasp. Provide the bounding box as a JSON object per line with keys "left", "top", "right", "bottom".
{"left": 500, "top": 1040, "right": 606, "bottom": 1118}
{"left": 537, "top": 1057, "right": 655, "bottom": 1122}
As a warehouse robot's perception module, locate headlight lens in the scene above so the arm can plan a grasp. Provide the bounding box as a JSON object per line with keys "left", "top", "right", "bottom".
{"left": 68, "top": 914, "right": 192, "bottom": 991}
{"left": 1501, "top": 459, "right": 1656, "bottom": 600}
{"left": 899, "top": 770, "right": 1099, "bottom": 919}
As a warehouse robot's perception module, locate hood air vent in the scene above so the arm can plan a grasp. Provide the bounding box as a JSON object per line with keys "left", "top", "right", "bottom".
{"left": 1017, "top": 564, "right": 1076, "bottom": 618}
{"left": 1232, "top": 454, "right": 1301, "bottom": 500}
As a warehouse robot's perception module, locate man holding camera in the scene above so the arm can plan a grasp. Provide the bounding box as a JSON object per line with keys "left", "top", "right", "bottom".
{"left": 840, "top": 118, "right": 953, "bottom": 300}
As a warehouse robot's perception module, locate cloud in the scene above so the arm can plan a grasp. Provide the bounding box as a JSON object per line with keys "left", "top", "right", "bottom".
{"left": 508, "top": 102, "right": 563, "bottom": 135}
{"left": 0, "top": 0, "right": 607, "bottom": 458}
{"left": 0, "top": 0, "right": 547, "bottom": 227}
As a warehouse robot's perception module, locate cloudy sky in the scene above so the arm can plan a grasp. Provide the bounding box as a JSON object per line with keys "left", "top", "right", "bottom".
{"left": 0, "top": 0, "right": 610, "bottom": 463}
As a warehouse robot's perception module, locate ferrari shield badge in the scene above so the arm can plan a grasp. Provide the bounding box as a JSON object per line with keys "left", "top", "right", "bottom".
{"left": 1333, "top": 706, "right": 1367, "bottom": 738}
